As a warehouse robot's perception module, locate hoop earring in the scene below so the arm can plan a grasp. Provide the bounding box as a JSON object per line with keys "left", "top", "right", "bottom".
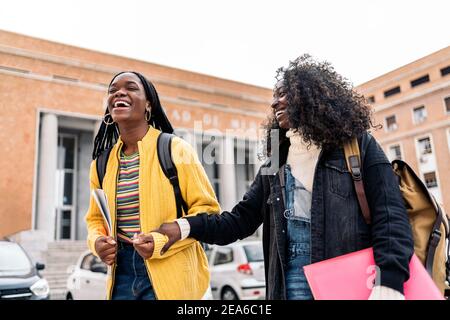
{"left": 103, "top": 113, "right": 114, "bottom": 125}
{"left": 145, "top": 110, "right": 151, "bottom": 122}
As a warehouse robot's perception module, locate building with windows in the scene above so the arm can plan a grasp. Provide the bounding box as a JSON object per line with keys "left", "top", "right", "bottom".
{"left": 356, "top": 46, "right": 450, "bottom": 212}
{"left": 0, "top": 30, "right": 272, "bottom": 253}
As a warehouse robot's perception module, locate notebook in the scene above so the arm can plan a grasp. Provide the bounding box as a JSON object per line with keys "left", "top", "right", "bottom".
{"left": 303, "top": 247, "right": 444, "bottom": 300}
{"left": 91, "top": 189, "right": 112, "bottom": 235}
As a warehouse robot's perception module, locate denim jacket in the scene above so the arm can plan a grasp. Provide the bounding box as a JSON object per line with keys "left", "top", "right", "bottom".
{"left": 187, "top": 132, "right": 414, "bottom": 299}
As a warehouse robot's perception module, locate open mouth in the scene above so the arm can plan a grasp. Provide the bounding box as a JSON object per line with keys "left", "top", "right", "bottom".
{"left": 113, "top": 100, "right": 131, "bottom": 108}
{"left": 275, "top": 110, "right": 286, "bottom": 119}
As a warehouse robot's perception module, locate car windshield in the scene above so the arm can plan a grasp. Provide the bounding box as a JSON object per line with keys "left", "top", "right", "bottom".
{"left": 0, "top": 242, "right": 33, "bottom": 276}
{"left": 243, "top": 244, "right": 264, "bottom": 262}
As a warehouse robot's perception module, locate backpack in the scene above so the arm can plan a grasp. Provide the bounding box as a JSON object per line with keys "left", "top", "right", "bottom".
{"left": 96, "top": 132, "right": 188, "bottom": 219}
{"left": 343, "top": 136, "right": 450, "bottom": 297}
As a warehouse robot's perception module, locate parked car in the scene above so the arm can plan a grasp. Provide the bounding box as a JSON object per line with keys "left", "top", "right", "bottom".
{"left": 66, "top": 250, "right": 107, "bottom": 300}
{"left": 206, "top": 240, "right": 266, "bottom": 300}
{"left": 0, "top": 239, "right": 49, "bottom": 300}
{"left": 66, "top": 250, "right": 214, "bottom": 300}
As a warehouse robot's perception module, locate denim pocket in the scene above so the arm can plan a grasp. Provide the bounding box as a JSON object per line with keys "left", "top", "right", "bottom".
{"left": 287, "top": 243, "right": 310, "bottom": 261}
{"left": 324, "top": 160, "right": 353, "bottom": 199}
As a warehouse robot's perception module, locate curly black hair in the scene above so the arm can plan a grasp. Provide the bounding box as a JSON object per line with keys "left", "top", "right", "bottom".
{"left": 262, "top": 54, "right": 379, "bottom": 157}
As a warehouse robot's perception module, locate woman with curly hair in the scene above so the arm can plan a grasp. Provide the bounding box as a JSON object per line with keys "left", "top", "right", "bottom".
{"left": 153, "top": 55, "right": 414, "bottom": 300}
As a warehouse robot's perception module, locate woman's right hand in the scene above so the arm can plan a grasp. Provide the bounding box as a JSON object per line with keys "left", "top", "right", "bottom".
{"left": 95, "top": 236, "right": 117, "bottom": 266}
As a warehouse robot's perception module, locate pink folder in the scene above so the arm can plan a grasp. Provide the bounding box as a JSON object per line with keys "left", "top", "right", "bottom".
{"left": 303, "top": 247, "right": 444, "bottom": 300}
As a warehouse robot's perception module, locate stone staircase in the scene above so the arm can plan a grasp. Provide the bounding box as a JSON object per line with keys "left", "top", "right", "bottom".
{"left": 41, "top": 241, "right": 88, "bottom": 300}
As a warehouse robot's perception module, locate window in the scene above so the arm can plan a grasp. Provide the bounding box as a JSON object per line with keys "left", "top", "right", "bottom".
{"left": 367, "top": 96, "right": 375, "bottom": 104}
{"left": 81, "top": 254, "right": 105, "bottom": 272}
{"left": 81, "top": 254, "right": 96, "bottom": 270}
{"left": 413, "top": 105, "right": 427, "bottom": 124}
{"left": 243, "top": 245, "right": 264, "bottom": 262}
{"left": 56, "top": 134, "right": 77, "bottom": 240}
{"left": 388, "top": 145, "right": 402, "bottom": 161}
{"left": 200, "top": 135, "right": 221, "bottom": 202}
{"left": 90, "top": 259, "right": 107, "bottom": 273}
{"left": 234, "top": 139, "right": 256, "bottom": 201}
{"left": 410, "top": 75, "right": 430, "bottom": 87}
{"left": 448, "top": 129, "right": 450, "bottom": 153}
{"left": 384, "top": 86, "right": 401, "bottom": 98}
{"left": 424, "top": 172, "right": 438, "bottom": 188}
{"left": 213, "top": 248, "right": 233, "bottom": 265}
{"left": 418, "top": 137, "right": 432, "bottom": 155}
{"left": 441, "top": 66, "right": 450, "bottom": 77}
{"left": 445, "top": 96, "right": 450, "bottom": 114}
{"left": 385, "top": 115, "right": 398, "bottom": 131}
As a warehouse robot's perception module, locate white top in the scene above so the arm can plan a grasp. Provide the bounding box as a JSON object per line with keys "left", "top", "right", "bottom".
{"left": 286, "top": 129, "right": 321, "bottom": 193}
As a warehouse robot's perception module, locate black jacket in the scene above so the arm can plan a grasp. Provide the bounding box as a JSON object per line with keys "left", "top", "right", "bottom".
{"left": 186, "top": 132, "right": 414, "bottom": 299}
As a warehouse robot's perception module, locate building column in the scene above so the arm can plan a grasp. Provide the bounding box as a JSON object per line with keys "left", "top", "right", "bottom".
{"left": 37, "top": 113, "right": 58, "bottom": 242}
{"left": 93, "top": 120, "right": 102, "bottom": 141}
{"left": 219, "top": 136, "right": 237, "bottom": 211}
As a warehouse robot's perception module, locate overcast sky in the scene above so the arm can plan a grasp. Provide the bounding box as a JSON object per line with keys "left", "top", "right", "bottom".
{"left": 0, "top": 0, "right": 449, "bottom": 88}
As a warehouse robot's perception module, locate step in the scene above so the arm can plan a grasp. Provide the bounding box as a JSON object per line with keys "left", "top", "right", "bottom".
{"left": 47, "top": 243, "right": 87, "bottom": 247}
{"left": 48, "top": 278, "right": 68, "bottom": 285}
{"left": 50, "top": 288, "right": 68, "bottom": 300}
{"left": 43, "top": 274, "right": 69, "bottom": 281}
{"left": 42, "top": 269, "right": 71, "bottom": 276}
{"left": 46, "top": 250, "right": 87, "bottom": 256}
{"left": 46, "top": 255, "right": 84, "bottom": 261}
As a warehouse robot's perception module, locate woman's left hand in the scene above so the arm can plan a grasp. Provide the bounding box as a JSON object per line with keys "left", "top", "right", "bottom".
{"left": 132, "top": 233, "right": 155, "bottom": 259}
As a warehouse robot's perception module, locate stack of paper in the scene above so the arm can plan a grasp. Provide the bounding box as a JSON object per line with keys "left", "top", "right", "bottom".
{"left": 91, "top": 189, "right": 112, "bottom": 235}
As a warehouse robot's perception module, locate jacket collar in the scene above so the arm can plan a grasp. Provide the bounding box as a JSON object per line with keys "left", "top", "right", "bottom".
{"left": 115, "top": 125, "right": 161, "bottom": 150}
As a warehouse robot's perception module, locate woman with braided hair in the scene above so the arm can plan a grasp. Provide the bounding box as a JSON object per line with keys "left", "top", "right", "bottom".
{"left": 85, "top": 71, "right": 220, "bottom": 300}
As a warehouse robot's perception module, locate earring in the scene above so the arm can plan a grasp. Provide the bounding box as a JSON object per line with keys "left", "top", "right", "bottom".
{"left": 145, "top": 109, "right": 151, "bottom": 122}
{"left": 103, "top": 113, "right": 114, "bottom": 125}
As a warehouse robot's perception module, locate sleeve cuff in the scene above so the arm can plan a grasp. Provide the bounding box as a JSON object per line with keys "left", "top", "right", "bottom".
{"left": 176, "top": 218, "right": 191, "bottom": 240}
{"left": 379, "top": 269, "right": 407, "bottom": 295}
{"left": 149, "top": 232, "right": 169, "bottom": 259}
{"left": 185, "top": 215, "right": 205, "bottom": 239}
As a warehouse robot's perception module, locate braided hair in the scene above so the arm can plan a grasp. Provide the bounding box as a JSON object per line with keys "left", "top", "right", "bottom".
{"left": 92, "top": 71, "right": 174, "bottom": 160}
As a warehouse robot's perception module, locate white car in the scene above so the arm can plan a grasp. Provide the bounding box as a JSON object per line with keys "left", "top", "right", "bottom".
{"left": 66, "top": 250, "right": 213, "bottom": 300}
{"left": 206, "top": 240, "right": 266, "bottom": 300}
{"left": 66, "top": 250, "right": 107, "bottom": 300}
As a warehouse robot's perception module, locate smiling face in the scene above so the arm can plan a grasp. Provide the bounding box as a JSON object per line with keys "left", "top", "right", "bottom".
{"left": 271, "top": 80, "right": 291, "bottom": 129}
{"left": 106, "top": 72, "right": 150, "bottom": 126}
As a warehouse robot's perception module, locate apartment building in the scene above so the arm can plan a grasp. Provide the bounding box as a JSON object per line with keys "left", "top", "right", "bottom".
{"left": 357, "top": 46, "right": 450, "bottom": 212}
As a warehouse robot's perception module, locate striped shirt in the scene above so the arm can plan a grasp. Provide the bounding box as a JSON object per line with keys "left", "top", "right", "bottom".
{"left": 116, "top": 151, "right": 140, "bottom": 242}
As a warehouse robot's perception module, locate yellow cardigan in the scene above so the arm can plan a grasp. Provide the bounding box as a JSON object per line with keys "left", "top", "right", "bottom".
{"left": 84, "top": 126, "right": 220, "bottom": 299}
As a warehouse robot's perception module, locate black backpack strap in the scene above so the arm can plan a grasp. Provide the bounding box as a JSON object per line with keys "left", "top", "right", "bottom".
{"left": 96, "top": 147, "right": 113, "bottom": 189}
{"left": 157, "top": 133, "right": 188, "bottom": 219}
{"left": 425, "top": 196, "right": 443, "bottom": 276}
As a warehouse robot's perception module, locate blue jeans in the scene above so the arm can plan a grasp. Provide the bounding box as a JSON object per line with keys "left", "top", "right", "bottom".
{"left": 284, "top": 165, "right": 314, "bottom": 300}
{"left": 111, "top": 242, "right": 156, "bottom": 300}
